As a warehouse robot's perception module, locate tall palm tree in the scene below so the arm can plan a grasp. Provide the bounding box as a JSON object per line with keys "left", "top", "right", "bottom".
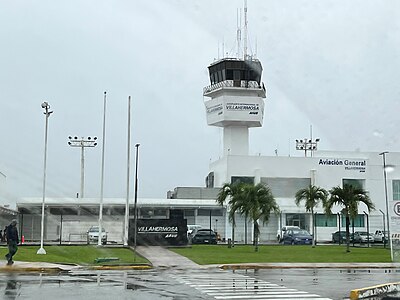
{"left": 324, "top": 184, "right": 375, "bottom": 252}
{"left": 242, "top": 183, "right": 279, "bottom": 252}
{"left": 216, "top": 182, "right": 279, "bottom": 252}
{"left": 216, "top": 182, "right": 246, "bottom": 247}
{"left": 295, "top": 185, "right": 328, "bottom": 247}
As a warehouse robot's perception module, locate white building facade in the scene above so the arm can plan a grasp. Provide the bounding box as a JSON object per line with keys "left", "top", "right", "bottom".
{"left": 206, "top": 150, "right": 400, "bottom": 242}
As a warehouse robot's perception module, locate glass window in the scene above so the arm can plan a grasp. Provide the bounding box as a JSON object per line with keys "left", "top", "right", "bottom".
{"left": 342, "top": 178, "right": 365, "bottom": 189}
{"left": 197, "top": 209, "right": 223, "bottom": 216}
{"left": 231, "top": 176, "right": 254, "bottom": 185}
{"left": 315, "top": 214, "right": 337, "bottom": 227}
{"left": 184, "top": 210, "right": 195, "bottom": 217}
{"left": 286, "top": 214, "right": 306, "bottom": 229}
{"left": 393, "top": 180, "right": 400, "bottom": 201}
{"left": 341, "top": 214, "right": 364, "bottom": 227}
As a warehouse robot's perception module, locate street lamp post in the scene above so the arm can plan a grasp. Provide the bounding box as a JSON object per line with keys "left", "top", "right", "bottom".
{"left": 363, "top": 211, "right": 370, "bottom": 248}
{"left": 379, "top": 209, "right": 386, "bottom": 248}
{"left": 124, "top": 96, "right": 132, "bottom": 247}
{"left": 133, "top": 143, "right": 140, "bottom": 260}
{"left": 98, "top": 92, "right": 107, "bottom": 247}
{"left": 379, "top": 151, "right": 393, "bottom": 260}
{"left": 68, "top": 136, "right": 98, "bottom": 198}
{"left": 37, "top": 102, "right": 53, "bottom": 255}
{"left": 295, "top": 138, "right": 320, "bottom": 157}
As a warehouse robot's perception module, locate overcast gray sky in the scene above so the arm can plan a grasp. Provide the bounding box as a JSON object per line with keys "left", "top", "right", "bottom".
{"left": 0, "top": 0, "right": 399, "bottom": 205}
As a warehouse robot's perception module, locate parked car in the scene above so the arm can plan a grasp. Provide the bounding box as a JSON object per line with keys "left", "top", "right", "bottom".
{"left": 352, "top": 231, "right": 374, "bottom": 243}
{"left": 277, "top": 226, "right": 300, "bottom": 242}
{"left": 87, "top": 226, "right": 107, "bottom": 245}
{"left": 373, "top": 230, "right": 388, "bottom": 243}
{"left": 282, "top": 229, "right": 312, "bottom": 245}
{"left": 187, "top": 225, "right": 202, "bottom": 237}
{"left": 190, "top": 229, "right": 217, "bottom": 244}
{"left": 332, "top": 231, "right": 347, "bottom": 243}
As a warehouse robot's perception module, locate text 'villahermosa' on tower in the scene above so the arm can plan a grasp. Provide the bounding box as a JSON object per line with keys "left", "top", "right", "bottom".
{"left": 203, "top": 10, "right": 266, "bottom": 157}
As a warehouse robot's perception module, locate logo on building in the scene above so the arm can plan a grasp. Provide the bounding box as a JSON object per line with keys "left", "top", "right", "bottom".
{"left": 394, "top": 202, "right": 400, "bottom": 217}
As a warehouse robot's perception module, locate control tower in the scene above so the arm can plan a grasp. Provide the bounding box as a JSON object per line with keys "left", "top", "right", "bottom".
{"left": 203, "top": 57, "right": 266, "bottom": 156}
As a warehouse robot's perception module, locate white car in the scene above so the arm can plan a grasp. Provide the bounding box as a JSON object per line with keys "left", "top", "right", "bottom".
{"left": 373, "top": 230, "right": 388, "bottom": 243}
{"left": 87, "top": 226, "right": 107, "bottom": 245}
{"left": 187, "top": 225, "right": 202, "bottom": 237}
{"left": 277, "top": 226, "right": 300, "bottom": 242}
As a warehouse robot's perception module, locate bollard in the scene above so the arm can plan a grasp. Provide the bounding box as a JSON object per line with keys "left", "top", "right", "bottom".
{"left": 21, "top": 235, "right": 25, "bottom": 244}
{"left": 228, "top": 238, "right": 231, "bottom": 248}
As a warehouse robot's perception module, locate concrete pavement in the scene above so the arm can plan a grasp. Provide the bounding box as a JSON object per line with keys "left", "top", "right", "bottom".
{"left": 135, "top": 246, "right": 201, "bottom": 269}
{"left": 1, "top": 246, "right": 400, "bottom": 299}
{"left": 0, "top": 260, "right": 78, "bottom": 272}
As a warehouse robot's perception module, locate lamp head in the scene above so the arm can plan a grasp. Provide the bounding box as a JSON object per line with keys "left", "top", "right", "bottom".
{"left": 41, "top": 102, "right": 48, "bottom": 109}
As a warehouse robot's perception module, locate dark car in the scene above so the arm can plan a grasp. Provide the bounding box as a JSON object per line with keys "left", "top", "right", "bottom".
{"left": 282, "top": 229, "right": 312, "bottom": 245}
{"left": 332, "top": 231, "right": 347, "bottom": 243}
{"left": 190, "top": 229, "right": 217, "bottom": 244}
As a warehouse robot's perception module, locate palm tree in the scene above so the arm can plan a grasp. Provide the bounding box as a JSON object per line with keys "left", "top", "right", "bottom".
{"left": 216, "top": 182, "right": 279, "bottom": 252}
{"left": 324, "top": 184, "right": 375, "bottom": 252}
{"left": 216, "top": 182, "right": 246, "bottom": 247}
{"left": 295, "top": 185, "right": 328, "bottom": 247}
{"left": 242, "top": 183, "right": 279, "bottom": 251}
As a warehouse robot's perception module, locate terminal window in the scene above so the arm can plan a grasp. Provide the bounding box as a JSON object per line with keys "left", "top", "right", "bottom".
{"left": 315, "top": 214, "right": 337, "bottom": 227}
{"left": 342, "top": 178, "right": 365, "bottom": 189}
{"left": 341, "top": 214, "right": 364, "bottom": 227}
{"left": 393, "top": 180, "right": 400, "bottom": 200}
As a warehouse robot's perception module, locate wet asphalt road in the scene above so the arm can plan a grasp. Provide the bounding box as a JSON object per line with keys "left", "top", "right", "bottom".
{"left": 0, "top": 268, "right": 399, "bottom": 300}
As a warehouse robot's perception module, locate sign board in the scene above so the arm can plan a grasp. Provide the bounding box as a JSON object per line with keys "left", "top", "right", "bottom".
{"left": 129, "top": 219, "right": 188, "bottom": 246}
{"left": 205, "top": 95, "right": 264, "bottom": 127}
{"left": 317, "top": 158, "right": 367, "bottom": 173}
{"left": 391, "top": 201, "right": 400, "bottom": 261}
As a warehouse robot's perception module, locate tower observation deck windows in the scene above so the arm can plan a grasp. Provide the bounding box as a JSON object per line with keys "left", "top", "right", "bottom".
{"left": 208, "top": 58, "right": 263, "bottom": 85}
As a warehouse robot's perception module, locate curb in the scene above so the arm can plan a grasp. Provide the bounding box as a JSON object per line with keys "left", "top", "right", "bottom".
{"left": 219, "top": 263, "right": 400, "bottom": 270}
{"left": 349, "top": 282, "right": 400, "bottom": 299}
{"left": 0, "top": 266, "right": 63, "bottom": 273}
{"left": 87, "top": 264, "right": 152, "bottom": 270}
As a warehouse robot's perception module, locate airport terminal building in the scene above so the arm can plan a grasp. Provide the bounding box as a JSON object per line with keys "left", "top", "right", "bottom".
{"left": 15, "top": 149, "right": 399, "bottom": 244}
{"left": 10, "top": 44, "right": 400, "bottom": 245}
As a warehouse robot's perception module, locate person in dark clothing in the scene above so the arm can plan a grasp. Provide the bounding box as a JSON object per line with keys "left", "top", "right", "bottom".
{"left": 3, "top": 226, "right": 8, "bottom": 242}
{"left": 5, "top": 220, "right": 19, "bottom": 265}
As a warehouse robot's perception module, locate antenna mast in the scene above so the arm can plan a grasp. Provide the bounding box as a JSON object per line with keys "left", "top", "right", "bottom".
{"left": 236, "top": 8, "right": 242, "bottom": 58}
{"left": 243, "top": 0, "right": 248, "bottom": 60}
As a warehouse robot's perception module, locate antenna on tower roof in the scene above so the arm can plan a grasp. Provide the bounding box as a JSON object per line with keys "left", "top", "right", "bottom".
{"left": 236, "top": 8, "right": 242, "bottom": 59}
{"left": 243, "top": 0, "right": 248, "bottom": 60}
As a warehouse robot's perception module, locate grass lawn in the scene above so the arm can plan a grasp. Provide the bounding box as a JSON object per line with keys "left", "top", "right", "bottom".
{"left": 0, "top": 245, "right": 148, "bottom": 265}
{"left": 171, "top": 245, "right": 392, "bottom": 265}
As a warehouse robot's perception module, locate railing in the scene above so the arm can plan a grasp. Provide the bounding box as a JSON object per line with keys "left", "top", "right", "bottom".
{"left": 203, "top": 80, "right": 264, "bottom": 95}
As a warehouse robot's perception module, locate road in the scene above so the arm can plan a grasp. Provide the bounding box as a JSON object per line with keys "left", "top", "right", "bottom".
{"left": 0, "top": 267, "right": 399, "bottom": 299}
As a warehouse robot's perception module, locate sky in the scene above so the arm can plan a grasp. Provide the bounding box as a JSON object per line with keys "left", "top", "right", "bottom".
{"left": 0, "top": 0, "right": 399, "bottom": 205}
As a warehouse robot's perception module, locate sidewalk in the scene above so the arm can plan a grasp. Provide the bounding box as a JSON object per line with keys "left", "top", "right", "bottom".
{"left": 135, "top": 246, "right": 201, "bottom": 269}
{"left": 0, "top": 260, "right": 78, "bottom": 272}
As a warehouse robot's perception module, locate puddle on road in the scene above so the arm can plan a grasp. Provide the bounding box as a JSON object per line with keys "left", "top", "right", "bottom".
{"left": 0, "top": 270, "right": 208, "bottom": 300}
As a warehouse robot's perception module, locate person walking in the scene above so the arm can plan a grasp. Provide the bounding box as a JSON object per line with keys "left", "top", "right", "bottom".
{"left": 5, "top": 220, "right": 19, "bottom": 265}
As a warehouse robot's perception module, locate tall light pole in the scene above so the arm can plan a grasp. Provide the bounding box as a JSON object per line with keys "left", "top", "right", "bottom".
{"left": 133, "top": 143, "right": 140, "bottom": 260}
{"left": 295, "top": 138, "right": 320, "bottom": 157}
{"left": 379, "top": 209, "right": 386, "bottom": 248}
{"left": 98, "top": 92, "right": 107, "bottom": 247}
{"left": 124, "top": 96, "right": 132, "bottom": 246}
{"left": 379, "top": 151, "right": 393, "bottom": 260}
{"left": 68, "top": 136, "right": 98, "bottom": 198}
{"left": 37, "top": 102, "right": 53, "bottom": 255}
